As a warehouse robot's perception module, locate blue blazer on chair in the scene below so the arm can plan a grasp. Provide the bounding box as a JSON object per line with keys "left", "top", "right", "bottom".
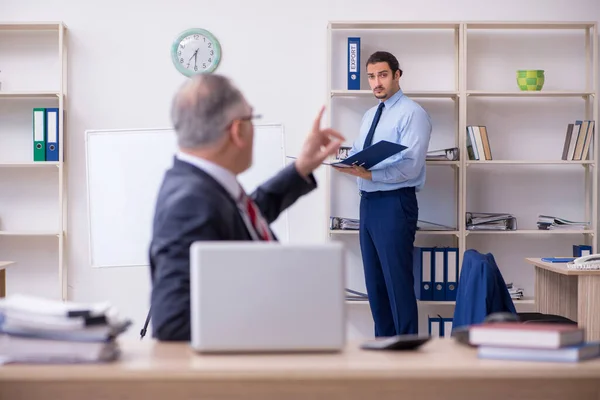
{"left": 452, "top": 249, "right": 516, "bottom": 331}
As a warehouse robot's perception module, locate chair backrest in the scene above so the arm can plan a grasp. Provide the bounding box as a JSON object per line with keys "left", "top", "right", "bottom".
{"left": 452, "top": 249, "right": 516, "bottom": 331}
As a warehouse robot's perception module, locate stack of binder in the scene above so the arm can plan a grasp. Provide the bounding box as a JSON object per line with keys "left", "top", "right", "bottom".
{"left": 428, "top": 315, "right": 453, "bottom": 338}
{"left": 0, "top": 294, "right": 131, "bottom": 364}
{"left": 466, "top": 212, "right": 517, "bottom": 231}
{"left": 32, "top": 107, "right": 60, "bottom": 162}
{"left": 413, "top": 246, "right": 459, "bottom": 302}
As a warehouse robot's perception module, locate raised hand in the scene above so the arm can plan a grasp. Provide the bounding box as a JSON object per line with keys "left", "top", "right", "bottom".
{"left": 295, "top": 106, "right": 345, "bottom": 177}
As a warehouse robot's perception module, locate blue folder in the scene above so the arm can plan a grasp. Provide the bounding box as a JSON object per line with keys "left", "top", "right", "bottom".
{"left": 327, "top": 140, "right": 407, "bottom": 170}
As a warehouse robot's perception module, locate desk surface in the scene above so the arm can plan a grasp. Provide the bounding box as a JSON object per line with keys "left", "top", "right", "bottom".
{"left": 526, "top": 257, "right": 600, "bottom": 276}
{"left": 3, "top": 339, "right": 600, "bottom": 400}
{"left": 1, "top": 338, "right": 600, "bottom": 381}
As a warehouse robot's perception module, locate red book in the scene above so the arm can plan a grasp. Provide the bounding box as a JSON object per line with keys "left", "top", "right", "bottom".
{"left": 469, "top": 322, "right": 584, "bottom": 349}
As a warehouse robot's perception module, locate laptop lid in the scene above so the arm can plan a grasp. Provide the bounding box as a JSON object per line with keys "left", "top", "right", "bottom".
{"left": 189, "top": 241, "right": 346, "bottom": 353}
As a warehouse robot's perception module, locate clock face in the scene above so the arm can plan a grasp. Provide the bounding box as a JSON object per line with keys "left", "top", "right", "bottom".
{"left": 171, "top": 28, "right": 221, "bottom": 77}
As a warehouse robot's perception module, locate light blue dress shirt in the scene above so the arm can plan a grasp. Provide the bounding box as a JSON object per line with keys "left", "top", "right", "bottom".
{"left": 348, "top": 89, "right": 432, "bottom": 192}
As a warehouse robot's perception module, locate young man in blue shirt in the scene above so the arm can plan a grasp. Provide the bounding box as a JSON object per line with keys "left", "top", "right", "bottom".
{"left": 335, "top": 51, "right": 432, "bottom": 337}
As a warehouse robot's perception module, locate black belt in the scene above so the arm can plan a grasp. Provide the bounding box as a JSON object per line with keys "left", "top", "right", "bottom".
{"left": 360, "top": 187, "right": 415, "bottom": 198}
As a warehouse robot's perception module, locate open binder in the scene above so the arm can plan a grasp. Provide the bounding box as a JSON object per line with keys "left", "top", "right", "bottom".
{"left": 326, "top": 140, "right": 407, "bottom": 170}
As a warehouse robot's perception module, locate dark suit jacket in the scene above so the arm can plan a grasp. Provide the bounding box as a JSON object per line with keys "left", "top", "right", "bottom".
{"left": 149, "top": 157, "right": 317, "bottom": 341}
{"left": 452, "top": 249, "right": 516, "bottom": 332}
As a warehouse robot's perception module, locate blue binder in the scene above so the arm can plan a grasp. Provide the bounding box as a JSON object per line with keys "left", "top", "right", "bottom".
{"left": 573, "top": 244, "right": 592, "bottom": 257}
{"left": 445, "top": 247, "right": 459, "bottom": 301}
{"left": 45, "top": 107, "right": 59, "bottom": 161}
{"left": 428, "top": 315, "right": 442, "bottom": 337}
{"left": 347, "top": 37, "right": 360, "bottom": 90}
{"left": 413, "top": 246, "right": 433, "bottom": 301}
{"left": 433, "top": 247, "right": 446, "bottom": 301}
{"left": 442, "top": 317, "right": 453, "bottom": 337}
{"left": 327, "top": 140, "right": 407, "bottom": 170}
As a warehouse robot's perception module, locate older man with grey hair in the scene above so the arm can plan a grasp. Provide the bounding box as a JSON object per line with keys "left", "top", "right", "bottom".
{"left": 147, "top": 73, "right": 344, "bottom": 341}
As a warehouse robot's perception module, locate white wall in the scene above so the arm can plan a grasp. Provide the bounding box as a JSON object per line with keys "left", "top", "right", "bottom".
{"left": 2, "top": 0, "right": 599, "bottom": 339}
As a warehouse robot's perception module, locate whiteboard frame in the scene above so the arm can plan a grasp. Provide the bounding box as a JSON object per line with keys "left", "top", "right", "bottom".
{"left": 85, "top": 124, "right": 288, "bottom": 268}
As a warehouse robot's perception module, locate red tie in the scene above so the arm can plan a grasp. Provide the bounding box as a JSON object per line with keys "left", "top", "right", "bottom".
{"left": 240, "top": 190, "right": 272, "bottom": 241}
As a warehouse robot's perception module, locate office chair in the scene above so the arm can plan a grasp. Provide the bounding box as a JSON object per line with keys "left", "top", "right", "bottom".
{"left": 451, "top": 249, "right": 577, "bottom": 342}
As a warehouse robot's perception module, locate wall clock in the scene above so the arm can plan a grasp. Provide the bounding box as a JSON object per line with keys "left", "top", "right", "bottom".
{"left": 171, "top": 28, "right": 222, "bottom": 77}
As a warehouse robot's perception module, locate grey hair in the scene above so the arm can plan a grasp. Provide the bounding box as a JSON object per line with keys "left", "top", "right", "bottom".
{"left": 170, "top": 74, "right": 247, "bottom": 148}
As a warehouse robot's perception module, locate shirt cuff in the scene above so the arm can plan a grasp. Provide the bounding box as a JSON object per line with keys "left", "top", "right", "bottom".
{"left": 370, "top": 168, "right": 384, "bottom": 182}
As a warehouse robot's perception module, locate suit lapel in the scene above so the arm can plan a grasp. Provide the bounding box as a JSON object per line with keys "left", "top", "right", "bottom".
{"left": 171, "top": 157, "right": 263, "bottom": 241}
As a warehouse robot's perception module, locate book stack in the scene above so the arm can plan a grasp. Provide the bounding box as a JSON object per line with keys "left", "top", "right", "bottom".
{"left": 561, "top": 120, "right": 595, "bottom": 161}
{"left": 469, "top": 322, "right": 600, "bottom": 362}
{"left": 0, "top": 294, "right": 131, "bottom": 364}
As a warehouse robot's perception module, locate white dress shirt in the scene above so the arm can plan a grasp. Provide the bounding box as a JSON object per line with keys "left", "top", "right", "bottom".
{"left": 175, "top": 152, "right": 261, "bottom": 240}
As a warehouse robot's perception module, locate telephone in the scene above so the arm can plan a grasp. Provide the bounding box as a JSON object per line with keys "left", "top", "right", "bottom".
{"left": 567, "top": 254, "right": 600, "bottom": 270}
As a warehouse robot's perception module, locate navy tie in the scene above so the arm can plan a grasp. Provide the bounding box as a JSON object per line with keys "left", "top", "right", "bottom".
{"left": 362, "top": 102, "right": 385, "bottom": 149}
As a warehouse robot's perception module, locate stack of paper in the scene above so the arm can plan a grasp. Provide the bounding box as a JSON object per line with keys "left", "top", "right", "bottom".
{"left": 330, "top": 216, "right": 359, "bottom": 230}
{"left": 0, "top": 294, "right": 131, "bottom": 364}
{"left": 466, "top": 212, "right": 517, "bottom": 231}
{"left": 537, "top": 215, "right": 589, "bottom": 230}
{"left": 426, "top": 147, "right": 459, "bottom": 161}
{"left": 506, "top": 283, "right": 524, "bottom": 300}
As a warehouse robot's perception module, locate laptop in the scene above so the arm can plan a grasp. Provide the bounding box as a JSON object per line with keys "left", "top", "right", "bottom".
{"left": 189, "top": 241, "right": 346, "bottom": 353}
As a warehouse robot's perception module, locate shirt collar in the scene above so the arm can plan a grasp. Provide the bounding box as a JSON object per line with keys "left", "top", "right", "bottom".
{"left": 176, "top": 151, "right": 242, "bottom": 201}
{"left": 381, "top": 88, "right": 403, "bottom": 108}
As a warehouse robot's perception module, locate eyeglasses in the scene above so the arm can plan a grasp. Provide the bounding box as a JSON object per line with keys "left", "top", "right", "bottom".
{"left": 239, "top": 114, "right": 262, "bottom": 122}
{"left": 225, "top": 114, "right": 262, "bottom": 130}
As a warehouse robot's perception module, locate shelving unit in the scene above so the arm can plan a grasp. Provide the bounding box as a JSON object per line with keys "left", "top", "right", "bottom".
{"left": 0, "top": 22, "right": 68, "bottom": 300}
{"left": 325, "top": 21, "right": 597, "bottom": 316}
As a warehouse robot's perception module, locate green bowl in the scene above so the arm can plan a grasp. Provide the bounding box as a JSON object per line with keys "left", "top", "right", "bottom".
{"left": 517, "top": 69, "right": 545, "bottom": 91}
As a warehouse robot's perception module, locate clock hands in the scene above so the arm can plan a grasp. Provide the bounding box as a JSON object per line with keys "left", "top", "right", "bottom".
{"left": 186, "top": 49, "right": 199, "bottom": 69}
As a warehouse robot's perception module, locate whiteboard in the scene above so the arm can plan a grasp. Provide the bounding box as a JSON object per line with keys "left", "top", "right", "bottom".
{"left": 85, "top": 124, "right": 288, "bottom": 268}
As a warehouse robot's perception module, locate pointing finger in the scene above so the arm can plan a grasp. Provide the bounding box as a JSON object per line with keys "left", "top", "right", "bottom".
{"left": 312, "top": 105, "right": 326, "bottom": 132}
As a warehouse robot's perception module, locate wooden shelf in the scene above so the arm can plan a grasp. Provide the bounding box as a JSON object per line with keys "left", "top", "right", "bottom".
{"left": 331, "top": 90, "right": 458, "bottom": 98}
{"left": 465, "top": 21, "right": 596, "bottom": 30}
{"left": 330, "top": 229, "right": 459, "bottom": 236}
{"left": 0, "top": 231, "right": 61, "bottom": 237}
{"left": 0, "top": 20, "right": 68, "bottom": 300}
{"left": 346, "top": 298, "right": 536, "bottom": 305}
{"left": 329, "top": 21, "right": 461, "bottom": 30}
{"left": 326, "top": 21, "right": 598, "bottom": 333}
{"left": 0, "top": 91, "right": 61, "bottom": 99}
{"left": 0, "top": 162, "right": 60, "bottom": 168}
{"left": 466, "top": 160, "right": 594, "bottom": 165}
{"left": 467, "top": 90, "right": 594, "bottom": 98}
{"left": 0, "top": 22, "right": 66, "bottom": 31}
{"left": 0, "top": 261, "right": 14, "bottom": 269}
{"left": 466, "top": 229, "right": 594, "bottom": 235}
{"left": 427, "top": 160, "right": 460, "bottom": 166}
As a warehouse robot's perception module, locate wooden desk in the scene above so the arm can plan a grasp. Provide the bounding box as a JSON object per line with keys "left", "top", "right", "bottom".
{"left": 1, "top": 338, "right": 600, "bottom": 400}
{"left": 525, "top": 257, "right": 600, "bottom": 341}
{"left": 0, "top": 261, "right": 14, "bottom": 297}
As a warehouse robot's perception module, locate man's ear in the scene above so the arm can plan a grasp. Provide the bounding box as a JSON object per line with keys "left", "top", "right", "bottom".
{"left": 229, "top": 120, "right": 244, "bottom": 148}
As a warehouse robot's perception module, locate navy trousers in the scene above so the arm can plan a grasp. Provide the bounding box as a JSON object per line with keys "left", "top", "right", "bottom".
{"left": 359, "top": 187, "right": 419, "bottom": 337}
